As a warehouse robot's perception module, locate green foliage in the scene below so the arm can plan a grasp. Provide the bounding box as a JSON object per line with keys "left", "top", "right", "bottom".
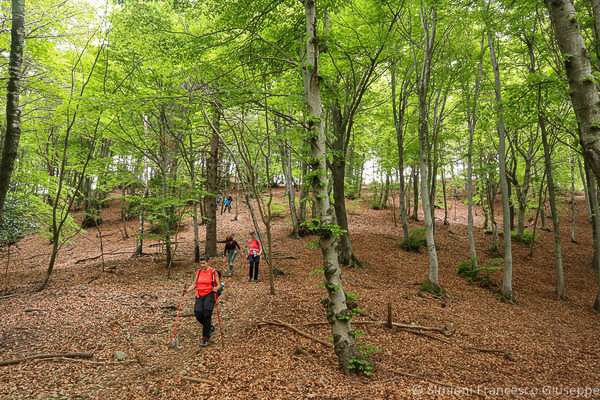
{"left": 400, "top": 227, "right": 427, "bottom": 252}
{"left": 270, "top": 202, "right": 286, "bottom": 218}
{"left": 419, "top": 280, "right": 445, "bottom": 298}
{"left": 458, "top": 258, "right": 502, "bottom": 290}
{"left": 348, "top": 343, "right": 378, "bottom": 376}
{"left": 511, "top": 229, "right": 534, "bottom": 245}
{"left": 0, "top": 195, "right": 42, "bottom": 246}
{"left": 300, "top": 218, "right": 346, "bottom": 239}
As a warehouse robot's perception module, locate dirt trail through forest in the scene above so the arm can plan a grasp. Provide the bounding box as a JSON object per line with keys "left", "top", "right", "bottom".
{"left": 1, "top": 192, "right": 600, "bottom": 399}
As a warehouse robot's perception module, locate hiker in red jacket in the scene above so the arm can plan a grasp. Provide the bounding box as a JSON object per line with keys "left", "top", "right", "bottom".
{"left": 246, "top": 231, "right": 262, "bottom": 282}
{"left": 183, "top": 257, "right": 221, "bottom": 346}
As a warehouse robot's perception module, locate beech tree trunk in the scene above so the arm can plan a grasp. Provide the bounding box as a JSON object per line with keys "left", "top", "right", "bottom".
{"left": 412, "top": 166, "right": 419, "bottom": 221}
{"left": 302, "top": 0, "right": 357, "bottom": 372}
{"left": 417, "top": 5, "right": 439, "bottom": 287}
{"left": 279, "top": 136, "right": 300, "bottom": 238}
{"left": 464, "top": 37, "right": 484, "bottom": 268}
{"left": 0, "top": 0, "right": 25, "bottom": 220}
{"left": 391, "top": 62, "right": 410, "bottom": 243}
{"left": 589, "top": 176, "right": 600, "bottom": 312}
{"left": 546, "top": 0, "right": 600, "bottom": 182}
{"left": 487, "top": 26, "right": 513, "bottom": 301}
{"left": 204, "top": 108, "right": 220, "bottom": 257}
{"left": 330, "top": 103, "right": 359, "bottom": 267}
{"left": 539, "top": 90, "right": 565, "bottom": 299}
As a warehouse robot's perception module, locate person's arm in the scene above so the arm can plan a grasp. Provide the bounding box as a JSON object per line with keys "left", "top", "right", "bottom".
{"left": 183, "top": 273, "right": 196, "bottom": 295}
{"left": 212, "top": 270, "right": 221, "bottom": 292}
{"left": 235, "top": 241, "right": 241, "bottom": 251}
{"left": 258, "top": 240, "right": 263, "bottom": 256}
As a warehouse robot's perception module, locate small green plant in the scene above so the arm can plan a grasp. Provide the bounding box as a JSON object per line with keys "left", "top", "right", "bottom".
{"left": 457, "top": 259, "right": 478, "bottom": 280}
{"left": 457, "top": 258, "right": 501, "bottom": 290}
{"left": 400, "top": 227, "right": 427, "bottom": 252}
{"left": 511, "top": 229, "right": 534, "bottom": 245}
{"left": 270, "top": 202, "right": 286, "bottom": 218}
{"left": 348, "top": 343, "right": 378, "bottom": 376}
{"left": 419, "top": 280, "right": 445, "bottom": 298}
{"left": 348, "top": 356, "right": 374, "bottom": 376}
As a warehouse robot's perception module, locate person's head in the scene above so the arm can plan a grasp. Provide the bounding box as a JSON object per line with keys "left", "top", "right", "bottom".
{"left": 249, "top": 231, "right": 256, "bottom": 240}
{"left": 226, "top": 234, "right": 234, "bottom": 242}
{"left": 198, "top": 256, "right": 211, "bottom": 269}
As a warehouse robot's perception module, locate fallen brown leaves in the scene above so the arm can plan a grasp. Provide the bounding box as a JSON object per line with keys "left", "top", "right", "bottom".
{"left": 0, "top": 192, "right": 599, "bottom": 399}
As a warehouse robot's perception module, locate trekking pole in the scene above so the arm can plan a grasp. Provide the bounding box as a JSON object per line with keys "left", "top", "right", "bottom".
{"left": 214, "top": 292, "right": 225, "bottom": 348}
{"left": 168, "top": 294, "right": 187, "bottom": 349}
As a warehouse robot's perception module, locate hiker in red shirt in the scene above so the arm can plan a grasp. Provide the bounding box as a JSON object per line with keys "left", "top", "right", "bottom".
{"left": 183, "top": 257, "right": 221, "bottom": 346}
{"left": 246, "top": 231, "right": 262, "bottom": 282}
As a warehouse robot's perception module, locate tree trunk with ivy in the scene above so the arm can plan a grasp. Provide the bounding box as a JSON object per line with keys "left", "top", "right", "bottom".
{"left": 302, "top": 0, "right": 357, "bottom": 373}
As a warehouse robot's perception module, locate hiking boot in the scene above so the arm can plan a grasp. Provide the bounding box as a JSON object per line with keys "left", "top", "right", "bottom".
{"left": 200, "top": 337, "right": 209, "bottom": 347}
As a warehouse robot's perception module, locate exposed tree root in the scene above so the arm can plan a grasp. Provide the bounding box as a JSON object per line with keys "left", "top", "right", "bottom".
{"left": 258, "top": 319, "right": 330, "bottom": 347}
{"left": 0, "top": 352, "right": 93, "bottom": 367}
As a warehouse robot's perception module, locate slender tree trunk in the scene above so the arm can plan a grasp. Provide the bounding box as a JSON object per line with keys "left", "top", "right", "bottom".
{"left": 391, "top": 63, "right": 410, "bottom": 242}
{"left": 588, "top": 176, "right": 600, "bottom": 312}
{"left": 570, "top": 153, "right": 577, "bottom": 243}
{"left": 417, "top": 5, "right": 439, "bottom": 288}
{"left": 464, "top": 39, "right": 484, "bottom": 267}
{"left": 441, "top": 168, "right": 448, "bottom": 225}
{"left": 412, "top": 166, "right": 419, "bottom": 221}
{"left": 539, "top": 90, "right": 565, "bottom": 299}
{"left": 579, "top": 156, "right": 592, "bottom": 222}
{"left": 302, "top": 0, "right": 356, "bottom": 371}
{"left": 356, "top": 160, "right": 364, "bottom": 198}
{"left": 299, "top": 161, "right": 308, "bottom": 224}
{"left": 279, "top": 136, "right": 300, "bottom": 238}
{"left": 0, "top": 0, "right": 25, "bottom": 220}
{"left": 488, "top": 26, "right": 513, "bottom": 301}
{"left": 546, "top": 0, "right": 600, "bottom": 182}
{"left": 204, "top": 107, "right": 220, "bottom": 257}
{"left": 330, "top": 104, "right": 359, "bottom": 267}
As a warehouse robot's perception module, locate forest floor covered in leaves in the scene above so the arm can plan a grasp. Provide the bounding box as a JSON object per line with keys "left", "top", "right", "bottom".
{"left": 1, "top": 190, "right": 600, "bottom": 399}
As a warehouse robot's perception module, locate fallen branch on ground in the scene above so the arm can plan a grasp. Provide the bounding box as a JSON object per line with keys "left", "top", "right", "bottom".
{"left": 75, "top": 250, "right": 134, "bottom": 264}
{"left": 303, "top": 320, "right": 451, "bottom": 335}
{"left": 50, "top": 357, "right": 137, "bottom": 365}
{"left": 0, "top": 293, "right": 17, "bottom": 300}
{"left": 258, "top": 320, "right": 330, "bottom": 347}
{"left": 181, "top": 376, "right": 216, "bottom": 385}
{"left": 0, "top": 352, "right": 93, "bottom": 367}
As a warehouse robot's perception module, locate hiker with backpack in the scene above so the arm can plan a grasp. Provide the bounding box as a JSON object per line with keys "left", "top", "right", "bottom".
{"left": 246, "top": 232, "right": 263, "bottom": 282}
{"left": 182, "top": 257, "right": 222, "bottom": 346}
{"left": 223, "top": 234, "right": 241, "bottom": 276}
{"left": 221, "top": 195, "right": 233, "bottom": 215}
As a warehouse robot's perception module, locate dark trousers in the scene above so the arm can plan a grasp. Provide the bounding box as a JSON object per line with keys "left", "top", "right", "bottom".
{"left": 194, "top": 294, "right": 215, "bottom": 338}
{"left": 248, "top": 255, "right": 260, "bottom": 280}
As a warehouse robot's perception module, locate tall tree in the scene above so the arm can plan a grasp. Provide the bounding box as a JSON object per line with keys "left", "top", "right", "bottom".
{"left": 545, "top": 0, "right": 600, "bottom": 181}
{"left": 302, "top": 0, "right": 357, "bottom": 372}
{"left": 0, "top": 0, "right": 25, "bottom": 220}
{"left": 487, "top": 9, "right": 514, "bottom": 301}
{"left": 416, "top": 3, "right": 440, "bottom": 288}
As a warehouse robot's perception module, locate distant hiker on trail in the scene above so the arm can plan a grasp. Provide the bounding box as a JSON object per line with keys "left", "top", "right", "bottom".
{"left": 246, "top": 232, "right": 263, "bottom": 282}
{"left": 223, "top": 195, "right": 233, "bottom": 214}
{"left": 223, "top": 234, "right": 241, "bottom": 276}
{"left": 182, "top": 257, "right": 222, "bottom": 347}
